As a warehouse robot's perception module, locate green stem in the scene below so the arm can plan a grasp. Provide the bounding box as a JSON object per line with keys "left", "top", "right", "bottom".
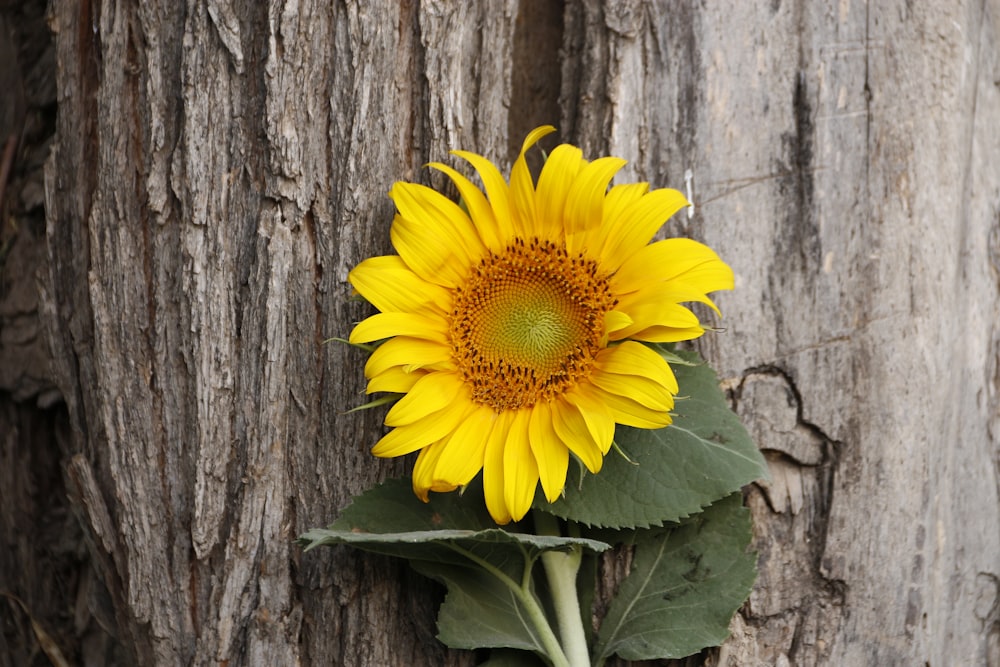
{"left": 446, "top": 544, "right": 570, "bottom": 667}
{"left": 534, "top": 512, "right": 591, "bottom": 667}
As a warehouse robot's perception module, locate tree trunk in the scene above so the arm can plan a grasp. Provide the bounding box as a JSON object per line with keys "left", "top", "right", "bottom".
{"left": 1, "top": 0, "right": 995, "bottom": 665}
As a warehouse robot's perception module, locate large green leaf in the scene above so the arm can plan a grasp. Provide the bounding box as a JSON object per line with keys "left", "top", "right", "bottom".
{"left": 593, "top": 494, "right": 757, "bottom": 663}
{"left": 300, "top": 478, "right": 609, "bottom": 570}
{"left": 301, "top": 479, "right": 610, "bottom": 659}
{"left": 410, "top": 559, "right": 550, "bottom": 654}
{"left": 538, "top": 349, "right": 768, "bottom": 528}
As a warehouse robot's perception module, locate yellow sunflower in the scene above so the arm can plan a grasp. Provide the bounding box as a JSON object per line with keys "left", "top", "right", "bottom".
{"left": 348, "top": 126, "right": 734, "bottom": 524}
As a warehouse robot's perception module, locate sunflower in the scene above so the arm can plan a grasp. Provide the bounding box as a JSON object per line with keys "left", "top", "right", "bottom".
{"left": 348, "top": 126, "right": 733, "bottom": 524}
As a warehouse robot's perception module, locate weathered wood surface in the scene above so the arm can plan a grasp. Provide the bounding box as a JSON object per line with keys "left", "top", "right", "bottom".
{"left": 562, "top": 1, "right": 1000, "bottom": 665}
{"left": 0, "top": 0, "right": 992, "bottom": 665}
{"left": 40, "top": 0, "right": 515, "bottom": 664}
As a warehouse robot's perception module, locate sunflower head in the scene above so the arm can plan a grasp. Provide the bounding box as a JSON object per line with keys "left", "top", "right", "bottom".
{"left": 348, "top": 127, "right": 734, "bottom": 524}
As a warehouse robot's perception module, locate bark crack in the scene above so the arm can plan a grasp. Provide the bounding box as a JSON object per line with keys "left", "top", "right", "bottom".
{"left": 732, "top": 362, "right": 847, "bottom": 662}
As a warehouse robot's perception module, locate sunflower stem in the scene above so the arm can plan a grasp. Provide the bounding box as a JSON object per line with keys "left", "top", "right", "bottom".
{"left": 522, "top": 583, "right": 573, "bottom": 667}
{"left": 534, "top": 511, "right": 591, "bottom": 667}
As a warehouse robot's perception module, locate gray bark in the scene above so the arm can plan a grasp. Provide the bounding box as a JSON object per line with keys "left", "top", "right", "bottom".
{"left": 559, "top": 1, "right": 1000, "bottom": 665}
{"left": 0, "top": 0, "right": 994, "bottom": 665}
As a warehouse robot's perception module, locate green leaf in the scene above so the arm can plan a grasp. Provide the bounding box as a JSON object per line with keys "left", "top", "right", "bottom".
{"left": 303, "top": 477, "right": 494, "bottom": 536}
{"left": 410, "top": 559, "right": 551, "bottom": 654}
{"left": 593, "top": 494, "right": 757, "bottom": 663}
{"left": 538, "top": 349, "right": 768, "bottom": 528}
{"left": 300, "top": 478, "right": 609, "bottom": 568}
{"left": 301, "top": 480, "right": 611, "bottom": 658}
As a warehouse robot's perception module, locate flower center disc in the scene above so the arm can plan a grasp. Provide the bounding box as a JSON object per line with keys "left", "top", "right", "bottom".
{"left": 450, "top": 237, "right": 616, "bottom": 411}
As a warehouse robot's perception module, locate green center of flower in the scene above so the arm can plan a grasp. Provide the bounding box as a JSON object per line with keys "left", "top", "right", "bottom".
{"left": 488, "top": 286, "right": 585, "bottom": 370}
{"left": 450, "top": 237, "right": 617, "bottom": 411}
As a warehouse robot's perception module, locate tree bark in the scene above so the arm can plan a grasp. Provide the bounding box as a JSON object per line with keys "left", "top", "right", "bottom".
{"left": 6, "top": 0, "right": 996, "bottom": 665}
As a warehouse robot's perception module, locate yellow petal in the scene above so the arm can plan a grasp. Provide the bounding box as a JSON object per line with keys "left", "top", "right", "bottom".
{"left": 483, "top": 411, "right": 514, "bottom": 524}
{"left": 589, "top": 385, "right": 673, "bottom": 430}
{"left": 550, "top": 398, "right": 605, "bottom": 473}
{"left": 349, "top": 255, "right": 451, "bottom": 314}
{"left": 528, "top": 402, "right": 569, "bottom": 503}
{"left": 594, "top": 341, "right": 679, "bottom": 394}
{"left": 568, "top": 181, "right": 645, "bottom": 256}
{"left": 604, "top": 181, "right": 649, "bottom": 218}
{"left": 366, "top": 367, "right": 426, "bottom": 394}
{"left": 453, "top": 149, "right": 515, "bottom": 244}
{"left": 503, "top": 409, "right": 540, "bottom": 522}
{"left": 623, "top": 324, "right": 707, "bottom": 344}
{"left": 603, "top": 309, "right": 634, "bottom": 338}
{"left": 390, "top": 214, "right": 468, "bottom": 288}
{"left": 564, "top": 156, "right": 627, "bottom": 235}
{"left": 429, "top": 161, "right": 503, "bottom": 251}
{"left": 365, "top": 336, "right": 454, "bottom": 379}
{"left": 663, "top": 267, "right": 735, "bottom": 315}
{"left": 391, "top": 182, "right": 485, "bottom": 263}
{"left": 589, "top": 372, "right": 674, "bottom": 413}
{"left": 431, "top": 405, "right": 495, "bottom": 486}
{"left": 349, "top": 311, "right": 448, "bottom": 344}
{"left": 658, "top": 291, "right": 727, "bottom": 319}
{"left": 534, "top": 144, "right": 584, "bottom": 239}
{"left": 371, "top": 399, "right": 470, "bottom": 458}
{"left": 598, "top": 188, "right": 689, "bottom": 271}
{"left": 611, "top": 238, "right": 734, "bottom": 296}
{"left": 522, "top": 125, "right": 558, "bottom": 148}
{"left": 509, "top": 125, "right": 557, "bottom": 237}
{"left": 412, "top": 442, "right": 457, "bottom": 501}
{"left": 384, "top": 372, "right": 465, "bottom": 427}
{"left": 563, "top": 388, "right": 616, "bottom": 455}
{"left": 609, "top": 293, "right": 704, "bottom": 341}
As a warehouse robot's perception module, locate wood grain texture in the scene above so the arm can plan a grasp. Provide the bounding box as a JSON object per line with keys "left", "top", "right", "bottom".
{"left": 40, "top": 0, "right": 515, "bottom": 664}
{"left": 559, "top": 1, "right": 1000, "bottom": 665}
{"left": 30, "top": 0, "right": 1000, "bottom": 666}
